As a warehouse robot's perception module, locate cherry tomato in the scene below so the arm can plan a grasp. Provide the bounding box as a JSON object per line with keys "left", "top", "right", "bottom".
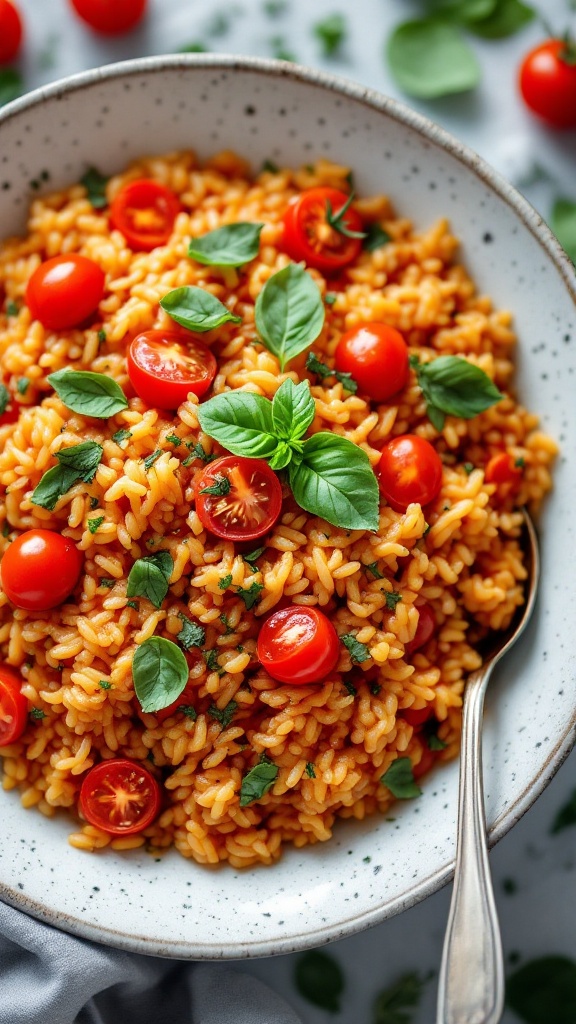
{"left": 377, "top": 435, "right": 443, "bottom": 513}
{"left": 484, "top": 451, "right": 522, "bottom": 486}
{"left": 282, "top": 187, "right": 364, "bottom": 273}
{"left": 519, "top": 39, "right": 576, "bottom": 129}
{"left": 0, "top": 666, "right": 27, "bottom": 746}
{"left": 110, "top": 179, "right": 180, "bottom": 250}
{"left": 412, "top": 745, "right": 435, "bottom": 780}
{"left": 1, "top": 529, "right": 83, "bottom": 611}
{"left": 26, "top": 254, "right": 105, "bottom": 331}
{"left": 127, "top": 330, "right": 217, "bottom": 409}
{"left": 0, "top": 0, "right": 23, "bottom": 64}
{"left": 257, "top": 605, "right": 340, "bottom": 685}
{"left": 69, "top": 0, "right": 146, "bottom": 35}
{"left": 334, "top": 322, "right": 409, "bottom": 403}
{"left": 79, "top": 758, "right": 161, "bottom": 836}
{"left": 0, "top": 391, "right": 19, "bottom": 427}
{"left": 402, "top": 704, "right": 434, "bottom": 727}
{"left": 195, "top": 455, "right": 283, "bottom": 542}
{"left": 404, "top": 602, "right": 436, "bottom": 656}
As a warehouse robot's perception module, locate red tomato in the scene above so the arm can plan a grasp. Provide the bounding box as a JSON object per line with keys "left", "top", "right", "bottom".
{"left": 127, "top": 330, "right": 217, "bottom": 409}
{"left": 519, "top": 40, "right": 576, "bottom": 129}
{"left": 0, "top": 0, "right": 23, "bottom": 64}
{"left": 334, "top": 322, "right": 409, "bottom": 402}
{"left": 377, "top": 435, "right": 443, "bottom": 512}
{"left": 69, "top": 0, "right": 146, "bottom": 35}
{"left": 79, "top": 758, "right": 161, "bottom": 836}
{"left": 282, "top": 187, "right": 364, "bottom": 273}
{"left": 402, "top": 704, "right": 434, "bottom": 727}
{"left": 195, "top": 455, "right": 283, "bottom": 542}
{"left": 404, "top": 602, "right": 436, "bottom": 656}
{"left": 1, "top": 530, "right": 83, "bottom": 611}
{"left": 257, "top": 605, "right": 340, "bottom": 685}
{"left": 0, "top": 391, "right": 19, "bottom": 427}
{"left": 0, "top": 666, "right": 27, "bottom": 745}
{"left": 110, "top": 179, "right": 180, "bottom": 250}
{"left": 412, "top": 745, "right": 435, "bottom": 780}
{"left": 26, "top": 254, "right": 105, "bottom": 331}
{"left": 484, "top": 451, "right": 522, "bottom": 486}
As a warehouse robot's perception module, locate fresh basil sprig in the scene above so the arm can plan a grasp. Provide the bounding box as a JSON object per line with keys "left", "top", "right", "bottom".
{"left": 160, "top": 286, "right": 242, "bottom": 333}
{"left": 132, "top": 635, "right": 188, "bottom": 713}
{"left": 48, "top": 370, "right": 128, "bottom": 419}
{"left": 381, "top": 756, "right": 422, "bottom": 799}
{"left": 255, "top": 264, "right": 325, "bottom": 371}
{"left": 126, "top": 551, "right": 174, "bottom": 609}
{"left": 239, "top": 756, "right": 279, "bottom": 806}
{"left": 32, "top": 441, "right": 103, "bottom": 511}
{"left": 188, "top": 222, "right": 264, "bottom": 267}
{"left": 410, "top": 354, "right": 503, "bottom": 430}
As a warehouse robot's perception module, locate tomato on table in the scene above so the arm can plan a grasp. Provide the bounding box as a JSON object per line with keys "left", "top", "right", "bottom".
{"left": 282, "top": 187, "right": 364, "bottom": 273}
{"left": 26, "top": 254, "right": 105, "bottom": 331}
{"left": 377, "top": 435, "right": 443, "bottom": 513}
{"left": 519, "top": 39, "right": 576, "bottom": 129}
{"left": 334, "top": 322, "right": 409, "bottom": 402}
{"left": 69, "top": 0, "right": 147, "bottom": 35}
{"left": 110, "top": 179, "right": 180, "bottom": 250}
{"left": 257, "top": 605, "right": 340, "bottom": 685}
{"left": 1, "top": 529, "right": 83, "bottom": 611}
{"left": 0, "top": 0, "right": 23, "bottom": 64}
{"left": 127, "top": 329, "right": 217, "bottom": 409}
{"left": 0, "top": 666, "right": 27, "bottom": 746}
{"left": 404, "top": 602, "right": 436, "bottom": 657}
{"left": 79, "top": 758, "right": 161, "bottom": 835}
{"left": 485, "top": 451, "right": 522, "bottom": 487}
{"left": 195, "top": 455, "right": 283, "bottom": 542}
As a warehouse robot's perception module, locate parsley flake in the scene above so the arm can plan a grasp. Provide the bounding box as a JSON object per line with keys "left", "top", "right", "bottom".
{"left": 236, "top": 581, "right": 264, "bottom": 610}
{"left": 363, "top": 223, "right": 392, "bottom": 252}
{"left": 80, "top": 167, "right": 109, "bottom": 209}
{"left": 112, "top": 428, "right": 132, "bottom": 445}
{"left": 313, "top": 13, "right": 347, "bottom": 57}
{"left": 199, "top": 474, "right": 231, "bottom": 497}
{"left": 341, "top": 633, "right": 370, "bottom": 664}
{"left": 6, "top": 299, "right": 19, "bottom": 317}
{"left": 87, "top": 516, "right": 104, "bottom": 534}
{"left": 204, "top": 649, "right": 224, "bottom": 675}
{"left": 208, "top": 700, "right": 238, "bottom": 728}
{"left": 29, "top": 707, "right": 46, "bottom": 720}
{"left": 99, "top": 578, "right": 115, "bottom": 588}
{"left": 16, "top": 377, "right": 29, "bottom": 396}
{"left": 366, "top": 560, "right": 384, "bottom": 579}
{"left": 219, "top": 573, "right": 233, "bottom": 591}
{"left": 385, "top": 591, "right": 402, "bottom": 611}
{"left": 305, "top": 351, "right": 358, "bottom": 394}
{"left": 305, "top": 762, "right": 316, "bottom": 778}
{"left": 98, "top": 680, "right": 112, "bottom": 690}
{"left": 143, "top": 449, "right": 163, "bottom": 470}
{"left": 176, "top": 612, "right": 205, "bottom": 651}
{"left": 179, "top": 705, "right": 198, "bottom": 719}
{"left": 165, "top": 433, "right": 182, "bottom": 447}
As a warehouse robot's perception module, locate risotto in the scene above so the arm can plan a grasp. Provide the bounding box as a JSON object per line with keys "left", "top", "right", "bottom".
{"left": 0, "top": 150, "right": 556, "bottom": 868}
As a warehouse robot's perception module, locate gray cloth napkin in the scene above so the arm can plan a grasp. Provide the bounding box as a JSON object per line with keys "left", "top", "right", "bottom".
{"left": 0, "top": 901, "right": 303, "bottom": 1024}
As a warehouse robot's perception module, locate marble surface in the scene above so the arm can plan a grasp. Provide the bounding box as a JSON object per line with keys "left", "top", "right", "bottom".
{"left": 5, "top": 0, "right": 576, "bottom": 1020}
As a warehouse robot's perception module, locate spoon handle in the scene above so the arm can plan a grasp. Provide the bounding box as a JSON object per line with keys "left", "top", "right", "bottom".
{"left": 436, "top": 665, "right": 505, "bottom": 1024}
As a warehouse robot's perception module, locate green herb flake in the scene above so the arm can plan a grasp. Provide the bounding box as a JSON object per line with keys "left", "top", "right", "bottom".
{"left": 313, "top": 12, "right": 347, "bottom": 57}
{"left": 204, "top": 648, "right": 224, "bottom": 675}
{"left": 1, "top": 523, "right": 10, "bottom": 538}
{"left": 463, "top": 461, "right": 475, "bottom": 474}
{"left": 507, "top": 956, "right": 576, "bottom": 1024}
{"left": 126, "top": 600, "right": 139, "bottom": 611}
{"left": 143, "top": 449, "right": 163, "bottom": 471}
{"left": 97, "top": 329, "right": 107, "bottom": 345}
{"left": 48, "top": 370, "right": 128, "bottom": 419}
{"left": 183, "top": 441, "right": 217, "bottom": 465}
{"left": 305, "top": 762, "right": 316, "bottom": 778}
{"left": 370, "top": 682, "right": 382, "bottom": 696}
{"left": 363, "top": 223, "right": 392, "bottom": 252}
{"left": 294, "top": 949, "right": 344, "bottom": 1013}
{"left": 30, "top": 707, "right": 46, "bottom": 721}
{"left": 218, "top": 573, "right": 233, "bottom": 591}
{"left": 188, "top": 222, "right": 264, "bottom": 268}
{"left": 0, "top": 384, "right": 10, "bottom": 416}
{"left": 343, "top": 679, "right": 357, "bottom": 697}
{"left": 165, "top": 433, "right": 182, "bottom": 447}
{"left": 179, "top": 705, "right": 198, "bottom": 719}
{"left": 80, "top": 167, "right": 109, "bottom": 209}
{"left": 373, "top": 970, "right": 430, "bottom": 1024}
{"left": 176, "top": 612, "right": 206, "bottom": 651}
{"left": 239, "top": 757, "right": 279, "bottom": 806}
{"left": 261, "top": 158, "right": 279, "bottom": 173}
{"left": 244, "top": 546, "right": 265, "bottom": 567}
{"left": 410, "top": 353, "right": 502, "bottom": 429}
{"left": 208, "top": 700, "right": 238, "bottom": 728}
{"left": 325, "top": 191, "right": 365, "bottom": 240}
{"left": 87, "top": 516, "right": 104, "bottom": 535}
{"left": 16, "top": 377, "right": 29, "bottom": 396}
{"left": 551, "top": 197, "right": 576, "bottom": 265}
{"left": 341, "top": 633, "right": 371, "bottom": 664}
{"left": 515, "top": 456, "right": 526, "bottom": 468}
{"left": 98, "top": 680, "right": 112, "bottom": 690}
{"left": 305, "top": 351, "right": 358, "bottom": 394}
{"left": 99, "top": 577, "right": 115, "bottom": 589}
{"left": 179, "top": 41, "right": 208, "bottom": 53}
{"left": 6, "top": 300, "right": 19, "bottom": 318}
{"left": 426, "top": 727, "right": 447, "bottom": 752}
{"left": 0, "top": 69, "right": 23, "bottom": 108}
{"left": 381, "top": 756, "right": 422, "bottom": 799}
{"left": 324, "top": 292, "right": 337, "bottom": 306}
{"left": 269, "top": 35, "right": 296, "bottom": 61}
{"left": 263, "top": 0, "right": 287, "bottom": 15}
{"left": 236, "top": 581, "right": 264, "bottom": 610}
{"left": 220, "top": 613, "right": 234, "bottom": 635}
{"left": 502, "top": 877, "right": 517, "bottom": 895}
{"left": 199, "top": 473, "right": 231, "bottom": 497}
{"left": 132, "top": 635, "right": 189, "bottom": 714}
{"left": 385, "top": 591, "right": 402, "bottom": 611}
{"left": 112, "top": 428, "right": 132, "bottom": 445}
{"left": 127, "top": 551, "right": 173, "bottom": 609}
{"left": 366, "top": 560, "right": 384, "bottom": 579}
{"left": 31, "top": 441, "right": 104, "bottom": 511}
{"left": 160, "top": 286, "right": 242, "bottom": 333}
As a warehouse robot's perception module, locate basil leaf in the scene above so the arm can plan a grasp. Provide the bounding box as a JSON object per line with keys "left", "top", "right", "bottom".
{"left": 387, "top": 18, "right": 481, "bottom": 98}
{"left": 197, "top": 391, "right": 278, "bottom": 459}
{"left": 551, "top": 198, "right": 576, "bottom": 264}
{"left": 341, "top": 633, "right": 371, "bottom": 664}
{"left": 88, "top": 516, "right": 104, "bottom": 534}
{"left": 132, "top": 636, "right": 188, "bottom": 713}
{"left": 48, "top": 370, "right": 128, "bottom": 418}
{"left": 31, "top": 441, "right": 104, "bottom": 511}
{"left": 288, "top": 433, "right": 379, "bottom": 531}
{"left": 126, "top": 551, "right": 174, "bottom": 609}
{"left": 188, "top": 222, "right": 264, "bottom": 267}
{"left": 385, "top": 591, "right": 402, "bottom": 611}
{"left": 313, "top": 13, "right": 347, "bottom": 56}
{"left": 295, "top": 950, "right": 344, "bottom": 1013}
{"left": 80, "top": 167, "right": 109, "bottom": 209}
{"left": 112, "top": 428, "right": 132, "bottom": 444}
{"left": 305, "top": 351, "right": 358, "bottom": 394}
{"left": 272, "top": 379, "right": 315, "bottom": 440}
{"left": 381, "top": 756, "right": 422, "bottom": 799}
{"left": 506, "top": 956, "right": 576, "bottom": 1024}
{"left": 0, "top": 384, "right": 9, "bottom": 415}
{"left": 412, "top": 355, "right": 503, "bottom": 422}
{"left": 239, "top": 758, "right": 279, "bottom": 806}
{"left": 467, "top": 0, "right": 535, "bottom": 38}
{"left": 208, "top": 700, "right": 238, "bottom": 727}
{"left": 176, "top": 612, "right": 206, "bottom": 650}
{"left": 425, "top": 0, "right": 497, "bottom": 18}
{"left": 160, "top": 286, "right": 241, "bottom": 333}
{"left": 373, "top": 971, "right": 429, "bottom": 1024}
{"left": 236, "top": 581, "right": 264, "bottom": 610}
{"left": 255, "top": 264, "right": 325, "bottom": 371}
{"left": 363, "top": 223, "right": 392, "bottom": 252}
{"left": 366, "top": 561, "right": 384, "bottom": 579}
{"left": 0, "top": 69, "right": 23, "bottom": 108}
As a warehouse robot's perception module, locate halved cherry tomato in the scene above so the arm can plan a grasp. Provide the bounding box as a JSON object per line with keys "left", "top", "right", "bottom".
{"left": 485, "top": 451, "right": 522, "bottom": 486}
{"left": 282, "top": 187, "right": 364, "bottom": 273}
{"left": 519, "top": 39, "right": 576, "bottom": 129}
{"left": 0, "top": 666, "right": 27, "bottom": 746}
{"left": 0, "top": 0, "right": 22, "bottom": 64}
{"left": 195, "top": 455, "right": 283, "bottom": 542}
{"left": 26, "top": 254, "right": 105, "bottom": 331}
{"left": 257, "top": 605, "right": 340, "bottom": 685}
{"left": 79, "top": 758, "right": 161, "bottom": 836}
{"left": 127, "top": 329, "right": 217, "bottom": 409}
{"left": 1, "top": 529, "right": 83, "bottom": 611}
{"left": 110, "top": 179, "right": 180, "bottom": 250}
{"left": 377, "top": 435, "right": 443, "bottom": 513}
{"left": 334, "top": 322, "right": 409, "bottom": 403}
{"left": 404, "top": 602, "right": 436, "bottom": 656}
{"left": 402, "top": 704, "right": 434, "bottom": 727}
{"left": 70, "top": 0, "right": 147, "bottom": 35}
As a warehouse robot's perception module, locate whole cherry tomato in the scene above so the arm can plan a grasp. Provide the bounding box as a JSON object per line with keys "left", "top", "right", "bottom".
{"left": 69, "top": 0, "right": 147, "bottom": 35}
{"left": 334, "top": 322, "right": 409, "bottom": 403}
{"left": 377, "top": 435, "right": 443, "bottom": 512}
{"left": 79, "top": 758, "right": 161, "bottom": 835}
{"left": 0, "top": 666, "right": 27, "bottom": 746}
{"left": 127, "top": 330, "right": 217, "bottom": 409}
{"left": 257, "top": 605, "right": 340, "bottom": 684}
{"left": 404, "top": 602, "right": 436, "bottom": 656}
{"left": 484, "top": 451, "right": 522, "bottom": 486}
{"left": 110, "top": 179, "right": 180, "bottom": 250}
{"left": 1, "top": 529, "right": 83, "bottom": 611}
{"left": 519, "top": 39, "right": 576, "bottom": 128}
{"left": 282, "top": 187, "right": 364, "bottom": 273}
{"left": 26, "top": 254, "right": 105, "bottom": 331}
{"left": 195, "top": 455, "right": 283, "bottom": 542}
{"left": 0, "top": 0, "right": 23, "bottom": 65}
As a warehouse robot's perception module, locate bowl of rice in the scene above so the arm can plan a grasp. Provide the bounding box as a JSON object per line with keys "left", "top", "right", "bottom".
{"left": 0, "top": 55, "right": 574, "bottom": 959}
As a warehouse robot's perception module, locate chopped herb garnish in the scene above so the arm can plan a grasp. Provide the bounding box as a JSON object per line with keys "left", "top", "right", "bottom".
{"left": 370, "top": 682, "right": 382, "bottom": 696}
{"left": 183, "top": 441, "right": 217, "bottom": 465}
{"left": 294, "top": 949, "right": 345, "bottom": 1013}
{"left": 343, "top": 679, "right": 357, "bottom": 697}
{"left": 199, "top": 474, "right": 231, "bottom": 497}
{"left": 97, "top": 329, "right": 107, "bottom": 345}
{"left": 426, "top": 730, "right": 447, "bottom": 751}
{"left": 0, "top": 384, "right": 10, "bottom": 415}
{"left": 165, "top": 433, "right": 182, "bottom": 447}
{"left": 305, "top": 351, "right": 358, "bottom": 394}
{"left": 29, "top": 707, "right": 46, "bottom": 721}
{"left": 99, "top": 578, "right": 115, "bottom": 588}
{"left": 6, "top": 299, "right": 19, "bottom": 317}
{"left": 1, "top": 523, "right": 10, "bottom": 538}
{"left": 208, "top": 700, "right": 238, "bottom": 727}
{"left": 463, "top": 461, "right": 475, "bottom": 474}
{"left": 262, "top": 158, "right": 279, "bottom": 173}
{"left": 363, "top": 223, "right": 392, "bottom": 252}
{"left": 263, "top": 0, "right": 287, "bottom": 15}
{"left": 204, "top": 648, "right": 224, "bottom": 675}
{"left": 502, "top": 877, "right": 517, "bottom": 895}
{"left": 220, "top": 613, "right": 234, "bottom": 634}
{"left": 366, "top": 560, "right": 384, "bottom": 579}
{"left": 143, "top": 449, "right": 163, "bottom": 471}
{"left": 112, "top": 428, "right": 132, "bottom": 445}
{"left": 179, "top": 705, "right": 198, "bottom": 719}
{"left": 179, "top": 41, "right": 208, "bottom": 53}
{"left": 87, "top": 516, "right": 104, "bottom": 534}
{"left": 385, "top": 591, "right": 402, "bottom": 611}
{"left": 515, "top": 456, "right": 526, "bottom": 468}
{"left": 90, "top": 496, "right": 100, "bottom": 509}
{"left": 507, "top": 956, "right": 576, "bottom": 1024}
{"left": 127, "top": 551, "right": 174, "bottom": 609}
{"left": 80, "top": 166, "right": 109, "bottom": 209}
{"left": 239, "top": 756, "right": 278, "bottom": 806}
{"left": 218, "top": 573, "right": 233, "bottom": 590}
{"left": 341, "top": 633, "right": 371, "bottom": 664}
{"left": 176, "top": 612, "right": 205, "bottom": 650}
{"left": 381, "top": 756, "right": 422, "bottom": 799}
{"left": 98, "top": 680, "right": 112, "bottom": 690}
{"left": 31, "top": 441, "right": 104, "bottom": 511}
{"left": 16, "top": 377, "right": 29, "bottom": 395}
{"left": 126, "top": 600, "right": 139, "bottom": 611}
{"left": 236, "top": 581, "right": 264, "bottom": 610}
{"left": 244, "top": 546, "right": 265, "bottom": 567}
{"left": 324, "top": 292, "right": 337, "bottom": 305}
{"left": 0, "top": 69, "right": 23, "bottom": 108}
{"left": 269, "top": 35, "right": 296, "bottom": 61}
{"left": 313, "top": 13, "right": 347, "bottom": 57}
{"left": 305, "top": 762, "right": 316, "bottom": 778}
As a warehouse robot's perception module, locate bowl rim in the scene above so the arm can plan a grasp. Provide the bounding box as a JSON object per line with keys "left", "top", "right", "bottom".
{"left": 1, "top": 52, "right": 575, "bottom": 959}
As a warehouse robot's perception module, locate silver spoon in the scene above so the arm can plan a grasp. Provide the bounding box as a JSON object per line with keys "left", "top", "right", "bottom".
{"left": 436, "top": 508, "right": 540, "bottom": 1024}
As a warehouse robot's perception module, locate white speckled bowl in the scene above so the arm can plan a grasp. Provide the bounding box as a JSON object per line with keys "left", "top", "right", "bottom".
{"left": 0, "top": 55, "right": 575, "bottom": 960}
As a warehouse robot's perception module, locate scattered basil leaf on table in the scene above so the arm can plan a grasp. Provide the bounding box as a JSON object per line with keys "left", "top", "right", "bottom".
{"left": 381, "top": 756, "right": 422, "bottom": 799}
{"left": 373, "top": 970, "right": 430, "bottom": 1024}
{"left": 126, "top": 551, "right": 174, "bottom": 609}
{"left": 255, "top": 263, "right": 325, "bottom": 371}
{"left": 132, "top": 636, "right": 189, "bottom": 713}
{"left": 550, "top": 788, "right": 576, "bottom": 834}
{"left": 160, "top": 285, "right": 242, "bottom": 332}
{"left": 80, "top": 167, "right": 109, "bottom": 209}
{"left": 32, "top": 441, "right": 104, "bottom": 511}
{"left": 239, "top": 757, "right": 279, "bottom": 806}
{"left": 288, "top": 433, "right": 380, "bottom": 532}
{"left": 506, "top": 956, "right": 576, "bottom": 1024}
{"left": 294, "top": 949, "right": 345, "bottom": 1013}
{"left": 387, "top": 18, "right": 481, "bottom": 98}
{"left": 48, "top": 370, "right": 128, "bottom": 418}
{"left": 0, "top": 69, "right": 23, "bottom": 108}
{"left": 305, "top": 351, "right": 358, "bottom": 394}
{"left": 188, "top": 222, "right": 264, "bottom": 267}
{"left": 271, "top": 378, "right": 315, "bottom": 441}
{"left": 208, "top": 700, "right": 238, "bottom": 727}
{"left": 197, "top": 391, "right": 278, "bottom": 460}
{"left": 341, "top": 633, "right": 371, "bottom": 664}
{"left": 410, "top": 354, "right": 502, "bottom": 430}
{"left": 176, "top": 612, "right": 206, "bottom": 650}
{"left": 551, "top": 198, "right": 576, "bottom": 265}
{"left": 313, "top": 13, "right": 347, "bottom": 56}
{"left": 363, "top": 223, "right": 392, "bottom": 252}
{"left": 466, "top": 0, "right": 535, "bottom": 39}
